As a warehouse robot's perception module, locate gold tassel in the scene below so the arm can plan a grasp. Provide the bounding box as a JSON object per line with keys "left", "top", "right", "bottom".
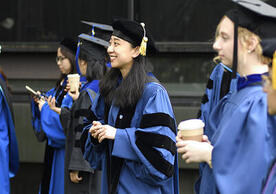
{"left": 92, "top": 27, "right": 95, "bottom": 36}
{"left": 139, "top": 23, "right": 148, "bottom": 56}
{"left": 139, "top": 37, "right": 148, "bottom": 56}
{"left": 273, "top": 51, "right": 276, "bottom": 90}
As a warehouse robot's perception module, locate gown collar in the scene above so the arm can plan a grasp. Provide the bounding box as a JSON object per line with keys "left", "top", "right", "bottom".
{"left": 237, "top": 73, "right": 267, "bottom": 91}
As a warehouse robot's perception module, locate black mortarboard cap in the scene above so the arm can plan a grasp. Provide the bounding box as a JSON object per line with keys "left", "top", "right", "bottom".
{"left": 261, "top": 38, "right": 276, "bottom": 89}
{"left": 60, "top": 38, "right": 77, "bottom": 54}
{"left": 78, "top": 34, "right": 109, "bottom": 61}
{"left": 226, "top": 0, "right": 276, "bottom": 78}
{"left": 76, "top": 22, "right": 112, "bottom": 75}
{"left": 81, "top": 20, "right": 113, "bottom": 42}
{"left": 111, "top": 18, "right": 158, "bottom": 56}
{"left": 261, "top": 38, "right": 276, "bottom": 59}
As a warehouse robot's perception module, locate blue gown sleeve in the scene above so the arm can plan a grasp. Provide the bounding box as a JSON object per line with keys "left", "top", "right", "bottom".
{"left": 112, "top": 84, "right": 177, "bottom": 185}
{"left": 40, "top": 93, "right": 73, "bottom": 148}
{"left": 212, "top": 92, "right": 273, "bottom": 194}
{"left": 83, "top": 93, "right": 107, "bottom": 170}
{"left": 199, "top": 64, "right": 224, "bottom": 125}
{"left": 0, "top": 92, "right": 11, "bottom": 193}
{"left": 84, "top": 134, "right": 105, "bottom": 170}
{"left": 30, "top": 88, "right": 56, "bottom": 142}
{"left": 262, "top": 161, "right": 276, "bottom": 194}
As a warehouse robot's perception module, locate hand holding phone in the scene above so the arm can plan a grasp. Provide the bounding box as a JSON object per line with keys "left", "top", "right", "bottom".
{"left": 25, "top": 85, "right": 41, "bottom": 99}
{"left": 26, "top": 85, "right": 48, "bottom": 99}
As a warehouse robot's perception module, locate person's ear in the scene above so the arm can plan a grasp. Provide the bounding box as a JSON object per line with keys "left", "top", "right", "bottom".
{"left": 131, "top": 46, "right": 140, "bottom": 58}
{"left": 247, "top": 35, "right": 259, "bottom": 53}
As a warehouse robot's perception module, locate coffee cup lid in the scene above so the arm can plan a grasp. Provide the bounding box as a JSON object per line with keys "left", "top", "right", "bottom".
{"left": 178, "top": 119, "right": 205, "bottom": 130}
{"left": 68, "top": 74, "right": 80, "bottom": 78}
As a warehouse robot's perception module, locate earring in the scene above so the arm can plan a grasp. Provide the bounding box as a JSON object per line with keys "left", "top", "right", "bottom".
{"left": 248, "top": 50, "right": 251, "bottom": 54}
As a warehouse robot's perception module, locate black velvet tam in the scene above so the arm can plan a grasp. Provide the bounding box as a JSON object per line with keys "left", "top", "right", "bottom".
{"left": 111, "top": 18, "right": 158, "bottom": 55}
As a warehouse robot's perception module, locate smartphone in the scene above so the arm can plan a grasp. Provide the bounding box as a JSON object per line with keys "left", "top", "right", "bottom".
{"left": 25, "top": 85, "right": 42, "bottom": 99}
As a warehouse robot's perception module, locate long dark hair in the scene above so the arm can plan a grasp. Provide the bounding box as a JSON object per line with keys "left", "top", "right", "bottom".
{"left": 55, "top": 46, "right": 76, "bottom": 87}
{"left": 99, "top": 55, "right": 152, "bottom": 108}
{"left": 79, "top": 49, "right": 108, "bottom": 82}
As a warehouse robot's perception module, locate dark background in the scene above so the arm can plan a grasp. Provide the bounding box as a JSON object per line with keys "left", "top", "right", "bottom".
{"left": 0, "top": 0, "right": 234, "bottom": 42}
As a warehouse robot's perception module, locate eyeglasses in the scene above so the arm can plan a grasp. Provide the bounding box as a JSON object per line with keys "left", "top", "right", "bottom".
{"left": 56, "top": 56, "right": 67, "bottom": 63}
{"left": 262, "top": 75, "right": 272, "bottom": 89}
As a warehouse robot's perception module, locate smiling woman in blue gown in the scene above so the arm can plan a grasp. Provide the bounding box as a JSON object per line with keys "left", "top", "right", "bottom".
{"left": 31, "top": 38, "right": 76, "bottom": 194}
{"left": 83, "top": 19, "right": 179, "bottom": 194}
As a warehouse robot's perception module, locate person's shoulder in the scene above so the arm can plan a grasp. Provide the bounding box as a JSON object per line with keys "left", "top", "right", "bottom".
{"left": 144, "top": 81, "right": 167, "bottom": 93}
{"left": 227, "top": 85, "right": 266, "bottom": 112}
{"left": 142, "top": 81, "right": 169, "bottom": 101}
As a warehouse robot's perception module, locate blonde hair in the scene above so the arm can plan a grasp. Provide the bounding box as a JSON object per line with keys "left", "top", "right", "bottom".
{"left": 213, "top": 16, "right": 271, "bottom": 65}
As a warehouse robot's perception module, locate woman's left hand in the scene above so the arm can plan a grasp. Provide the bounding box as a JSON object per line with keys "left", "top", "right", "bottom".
{"left": 37, "top": 99, "right": 46, "bottom": 111}
{"left": 176, "top": 139, "right": 213, "bottom": 164}
{"left": 68, "top": 89, "right": 80, "bottom": 101}
{"left": 97, "top": 125, "right": 117, "bottom": 143}
{"left": 47, "top": 95, "right": 61, "bottom": 114}
{"left": 47, "top": 95, "right": 56, "bottom": 110}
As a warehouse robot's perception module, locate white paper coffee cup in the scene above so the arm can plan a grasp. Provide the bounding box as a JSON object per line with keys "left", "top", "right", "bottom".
{"left": 68, "top": 74, "right": 80, "bottom": 92}
{"left": 178, "top": 119, "right": 204, "bottom": 141}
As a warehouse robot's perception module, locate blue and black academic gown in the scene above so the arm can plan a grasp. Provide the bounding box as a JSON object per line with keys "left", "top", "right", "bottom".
{"left": 31, "top": 81, "right": 73, "bottom": 194}
{"left": 84, "top": 81, "right": 179, "bottom": 194}
{"left": 202, "top": 74, "right": 276, "bottom": 194}
{"left": 195, "top": 63, "right": 237, "bottom": 194}
{"left": 262, "top": 160, "right": 276, "bottom": 194}
{"left": 60, "top": 79, "right": 101, "bottom": 194}
{"left": 0, "top": 79, "right": 19, "bottom": 194}
{"left": 199, "top": 63, "right": 238, "bottom": 137}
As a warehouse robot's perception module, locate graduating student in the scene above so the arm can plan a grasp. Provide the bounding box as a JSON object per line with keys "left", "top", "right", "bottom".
{"left": 48, "top": 22, "right": 112, "bottom": 194}
{"left": 83, "top": 18, "right": 179, "bottom": 194}
{"left": 262, "top": 38, "right": 276, "bottom": 194}
{"left": 176, "top": 1, "right": 276, "bottom": 194}
{"left": 31, "top": 38, "right": 76, "bottom": 194}
{"left": 0, "top": 53, "right": 19, "bottom": 194}
{"left": 196, "top": 61, "right": 238, "bottom": 194}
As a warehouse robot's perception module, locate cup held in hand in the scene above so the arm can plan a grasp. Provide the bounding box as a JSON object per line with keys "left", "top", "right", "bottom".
{"left": 178, "top": 119, "right": 204, "bottom": 142}
{"left": 68, "top": 74, "right": 80, "bottom": 93}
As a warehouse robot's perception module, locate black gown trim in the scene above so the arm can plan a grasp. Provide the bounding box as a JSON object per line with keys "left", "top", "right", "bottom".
{"left": 207, "top": 79, "right": 214, "bottom": 89}
{"left": 201, "top": 94, "right": 209, "bottom": 104}
{"left": 135, "top": 131, "right": 176, "bottom": 155}
{"left": 135, "top": 135, "right": 174, "bottom": 177}
{"left": 107, "top": 105, "right": 136, "bottom": 194}
{"left": 140, "top": 113, "right": 176, "bottom": 134}
{"left": 75, "top": 106, "right": 98, "bottom": 123}
{"left": 219, "top": 70, "right": 232, "bottom": 99}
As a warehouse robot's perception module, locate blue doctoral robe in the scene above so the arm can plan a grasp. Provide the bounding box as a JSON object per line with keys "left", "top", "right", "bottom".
{"left": 31, "top": 82, "right": 73, "bottom": 194}
{"left": 201, "top": 74, "right": 276, "bottom": 194}
{"left": 0, "top": 81, "right": 19, "bottom": 194}
{"left": 61, "top": 79, "right": 101, "bottom": 194}
{"left": 199, "top": 63, "right": 238, "bottom": 137}
{"left": 196, "top": 63, "right": 237, "bottom": 193}
{"left": 84, "top": 81, "right": 179, "bottom": 194}
{"left": 262, "top": 161, "right": 276, "bottom": 194}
